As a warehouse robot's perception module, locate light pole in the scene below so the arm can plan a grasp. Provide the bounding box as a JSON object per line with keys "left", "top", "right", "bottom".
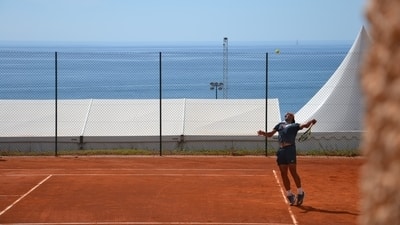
{"left": 223, "top": 37, "right": 228, "bottom": 98}
{"left": 210, "top": 82, "right": 224, "bottom": 99}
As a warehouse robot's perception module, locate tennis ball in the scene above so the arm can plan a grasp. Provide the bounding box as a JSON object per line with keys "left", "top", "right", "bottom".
{"left": 275, "top": 49, "right": 280, "bottom": 54}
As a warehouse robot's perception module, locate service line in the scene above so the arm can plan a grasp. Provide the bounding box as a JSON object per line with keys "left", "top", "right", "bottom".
{"left": 0, "top": 174, "right": 52, "bottom": 216}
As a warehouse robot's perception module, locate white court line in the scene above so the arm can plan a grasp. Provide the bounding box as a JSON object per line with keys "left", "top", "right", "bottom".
{"left": 4, "top": 222, "right": 294, "bottom": 225}
{"left": 272, "top": 170, "right": 298, "bottom": 225}
{"left": 54, "top": 173, "right": 267, "bottom": 177}
{"left": 0, "top": 174, "right": 52, "bottom": 216}
{"left": 4, "top": 174, "right": 268, "bottom": 177}
{"left": 0, "top": 168, "right": 267, "bottom": 171}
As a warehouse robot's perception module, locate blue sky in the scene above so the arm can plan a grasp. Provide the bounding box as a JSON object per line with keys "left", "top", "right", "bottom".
{"left": 0, "top": 0, "right": 368, "bottom": 44}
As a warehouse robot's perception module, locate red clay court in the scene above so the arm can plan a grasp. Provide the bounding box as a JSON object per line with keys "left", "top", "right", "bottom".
{"left": 0, "top": 156, "right": 362, "bottom": 225}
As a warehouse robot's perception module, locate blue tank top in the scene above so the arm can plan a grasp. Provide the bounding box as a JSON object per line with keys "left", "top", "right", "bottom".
{"left": 274, "top": 122, "right": 301, "bottom": 144}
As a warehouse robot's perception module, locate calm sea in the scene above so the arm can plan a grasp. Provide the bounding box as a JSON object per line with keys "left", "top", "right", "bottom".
{"left": 0, "top": 42, "right": 352, "bottom": 115}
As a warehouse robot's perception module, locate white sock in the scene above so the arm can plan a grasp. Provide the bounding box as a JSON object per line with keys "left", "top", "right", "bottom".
{"left": 286, "top": 190, "right": 293, "bottom": 196}
{"left": 297, "top": 187, "right": 304, "bottom": 195}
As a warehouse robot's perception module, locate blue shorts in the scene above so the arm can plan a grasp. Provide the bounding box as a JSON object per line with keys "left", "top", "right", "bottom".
{"left": 276, "top": 145, "right": 297, "bottom": 165}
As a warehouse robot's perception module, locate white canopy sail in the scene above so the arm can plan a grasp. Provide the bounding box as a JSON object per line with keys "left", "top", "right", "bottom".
{"left": 295, "top": 26, "right": 370, "bottom": 132}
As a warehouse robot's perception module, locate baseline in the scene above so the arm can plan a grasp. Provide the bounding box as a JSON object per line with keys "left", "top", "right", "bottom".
{"left": 3, "top": 222, "right": 294, "bottom": 225}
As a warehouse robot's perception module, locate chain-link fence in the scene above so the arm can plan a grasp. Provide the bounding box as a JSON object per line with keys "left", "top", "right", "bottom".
{"left": 0, "top": 49, "right": 362, "bottom": 155}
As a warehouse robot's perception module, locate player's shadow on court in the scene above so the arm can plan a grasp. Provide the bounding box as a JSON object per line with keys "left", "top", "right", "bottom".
{"left": 297, "top": 205, "right": 359, "bottom": 216}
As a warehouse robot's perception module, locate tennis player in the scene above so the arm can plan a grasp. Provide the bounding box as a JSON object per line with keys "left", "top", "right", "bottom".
{"left": 257, "top": 112, "right": 316, "bottom": 206}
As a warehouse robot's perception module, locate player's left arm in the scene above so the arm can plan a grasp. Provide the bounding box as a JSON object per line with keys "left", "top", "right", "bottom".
{"left": 300, "top": 119, "right": 317, "bottom": 129}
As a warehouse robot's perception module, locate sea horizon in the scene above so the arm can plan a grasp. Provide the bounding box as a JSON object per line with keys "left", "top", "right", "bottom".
{"left": 0, "top": 42, "right": 352, "bottom": 116}
{"left": 0, "top": 40, "right": 353, "bottom": 53}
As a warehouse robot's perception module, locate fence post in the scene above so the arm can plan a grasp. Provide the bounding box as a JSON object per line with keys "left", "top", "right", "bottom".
{"left": 55, "top": 51, "right": 58, "bottom": 157}
{"left": 159, "top": 52, "right": 162, "bottom": 156}
{"left": 265, "top": 52, "right": 269, "bottom": 157}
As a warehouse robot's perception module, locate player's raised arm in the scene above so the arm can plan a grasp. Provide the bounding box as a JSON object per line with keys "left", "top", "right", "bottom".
{"left": 300, "top": 119, "right": 317, "bottom": 129}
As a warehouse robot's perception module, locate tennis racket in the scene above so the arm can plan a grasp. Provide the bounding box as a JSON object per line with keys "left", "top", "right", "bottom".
{"left": 298, "top": 123, "right": 314, "bottom": 142}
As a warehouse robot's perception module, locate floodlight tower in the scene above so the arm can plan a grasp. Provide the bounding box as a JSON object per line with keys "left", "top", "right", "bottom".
{"left": 223, "top": 37, "right": 228, "bottom": 99}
